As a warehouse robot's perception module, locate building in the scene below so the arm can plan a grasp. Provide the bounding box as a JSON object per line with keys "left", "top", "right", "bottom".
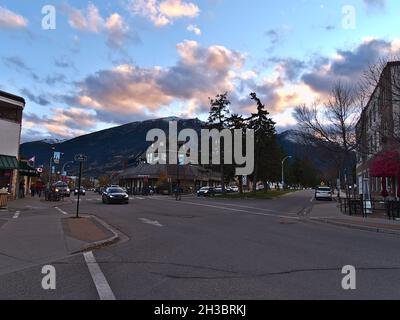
{"left": 118, "top": 162, "right": 221, "bottom": 195}
{"left": 0, "top": 90, "right": 26, "bottom": 199}
{"left": 356, "top": 61, "right": 400, "bottom": 199}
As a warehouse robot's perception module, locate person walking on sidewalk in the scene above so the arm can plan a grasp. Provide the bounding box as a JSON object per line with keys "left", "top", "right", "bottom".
{"left": 18, "top": 180, "right": 25, "bottom": 199}
{"left": 30, "top": 184, "right": 36, "bottom": 197}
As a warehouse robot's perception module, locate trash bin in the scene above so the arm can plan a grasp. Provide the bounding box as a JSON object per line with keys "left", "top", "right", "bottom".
{"left": 0, "top": 192, "right": 9, "bottom": 209}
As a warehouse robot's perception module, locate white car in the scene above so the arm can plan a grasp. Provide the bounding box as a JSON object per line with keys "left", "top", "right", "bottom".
{"left": 315, "top": 187, "right": 333, "bottom": 201}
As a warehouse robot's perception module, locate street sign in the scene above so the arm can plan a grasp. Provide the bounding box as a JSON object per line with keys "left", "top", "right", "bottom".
{"left": 74, "top": 154, "right": 88, "bottom": 162}
{"left": 53, "top": 152, "right": 61, "bottom": 164}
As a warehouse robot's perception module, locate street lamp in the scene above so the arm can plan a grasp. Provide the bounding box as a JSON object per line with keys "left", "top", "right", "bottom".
{"left": 62, "top": 161, "right": 74, "bottom": 176}
{"left": 281, "top": 156, "right": 292, "bottom": 190}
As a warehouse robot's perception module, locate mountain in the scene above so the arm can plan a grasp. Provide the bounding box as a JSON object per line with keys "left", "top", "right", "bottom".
{"left": 20, "top": 117, "right": 204, "bottom": 176}
{"left": 20, "top": 117, "right": 328, "bottom": 177}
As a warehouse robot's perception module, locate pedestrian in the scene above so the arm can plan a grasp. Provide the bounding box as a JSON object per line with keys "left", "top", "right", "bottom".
{"left": 30, "top": 184, "right": 35, "bottom": 197}
{"left": 19, "top": 180, "right": 25, "bottom": 198}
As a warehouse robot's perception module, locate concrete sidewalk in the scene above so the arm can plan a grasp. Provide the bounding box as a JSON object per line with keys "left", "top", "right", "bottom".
{"left": 308, "top": 200, "right": 400, "bottom": 235}
{"left": 3, "top": 195, "right": 72, "bottom": 212}
{"left": 0, "top": 204, "right": 118, "bottom": 276}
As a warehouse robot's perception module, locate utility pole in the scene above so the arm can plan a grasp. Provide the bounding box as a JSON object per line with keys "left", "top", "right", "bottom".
{"left": 74, "top": 154, "right": 87, "bottom": 218}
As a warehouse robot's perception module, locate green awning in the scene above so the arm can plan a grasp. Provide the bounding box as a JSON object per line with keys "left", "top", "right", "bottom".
{"left": 18, "top": 161, "right": 38, "bottom": 176}
{"left": 0, "top": 155, "right": 19, "bottom": 170}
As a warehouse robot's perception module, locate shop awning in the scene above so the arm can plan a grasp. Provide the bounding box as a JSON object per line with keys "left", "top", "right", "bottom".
{"left": 370, "top": 150, "right": 400, "bottom": 177}
{"left": 0, "top": 155, "right": 19, "bottom": 170}
{"left": 18, "top": 161, "right": 38, "bottom": 176}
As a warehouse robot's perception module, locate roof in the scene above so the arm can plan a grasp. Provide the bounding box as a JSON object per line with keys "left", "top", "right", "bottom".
{"left": 0, "top": 90, "right": 25, "bottom": 105}
{"left": 118, "top": 163, "right": 221, "bottom": 181}
{"left": 18, "top": 161, "right": 38, "bottom": 176}
{"left": 0, "top": 155, "right": 19, "bottom": 170}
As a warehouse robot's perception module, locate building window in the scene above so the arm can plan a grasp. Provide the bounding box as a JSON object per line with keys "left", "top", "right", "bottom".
{"left": 0, "top": 104, "right": 22, "bottom": 123}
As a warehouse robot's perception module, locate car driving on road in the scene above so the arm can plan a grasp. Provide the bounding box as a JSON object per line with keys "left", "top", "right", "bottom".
{"left": 53, "top": 181, "right": 70, "bottom": 197}
{"left": 102, "top": 187, "right": 129, "bottom": 204}
{"left": 74, "top": 187, "right": 86, "bottom": 196}
{"left": 197, "top": 187, "right": 216, "bottom": 197}
{"left": 315, "top": 187, "right": 333, "bottom": 201}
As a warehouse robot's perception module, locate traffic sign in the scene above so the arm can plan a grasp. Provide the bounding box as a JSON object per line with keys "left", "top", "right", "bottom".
{"left": 74, "top": 154, "right": 87, "bottom": 162}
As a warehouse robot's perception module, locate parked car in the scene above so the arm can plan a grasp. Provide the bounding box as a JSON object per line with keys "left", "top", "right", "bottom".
{"left": 52, "top": 181, "right": 70, "bottom": 197}
{"left": 315, "top": 187, "right": 333, "bottom": 201}
{"left": 197, "top": 187, "right": 216, "bottom": 197}
{"left": 102, "top": 187, "right": 129, "bottom": 204}
{"left": 74, "top": 187, "right": 86, "bottom": 196}
{"left": 229, "top": 186, "right": 239, "bottom": 193}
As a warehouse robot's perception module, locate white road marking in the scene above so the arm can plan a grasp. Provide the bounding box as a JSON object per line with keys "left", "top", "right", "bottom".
{"left": 192, "top": 200, "right": 298, "bottom": 215}
{"left": 13, "top": 211, "right": 20, "bottom": 219}
{"left": 55, "top": 207, "right": 68, "bottom": 215}
{"left": 83, "top": 251, "right": 116, "bottom": 300}
{"left": 139, "top": 218, "right": 163, "bottom": 227}
{"left": 136, "top": 197, "right": 145, "bottom": 200}
{"left": 169, "top": 200, "right": 300, "bottom": 220}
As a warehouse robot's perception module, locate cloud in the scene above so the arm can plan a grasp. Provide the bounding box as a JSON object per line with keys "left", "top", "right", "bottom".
{"left": 20, "top": 88, "right": 51, "bottom": 106}
{"left": 127, "top": 0, "right": 199, "bottom": 27}
{"left": 363, "top": 0, "right": 385, "bottom": 9}
{"left": 301, "top": 38, "right": 400, "bottom": 93}
{"left": 23, "top": 108, "right": 97, "bottom": 139}
{"left": 3, "top": 56, "right": 39, "bottom": 80}
{"left": 0, "top": 6, "right": 28, "bottom": 29}
{"left": 62, "top": 2, "right": 137, "bottom": 48}
{"left": 187, "top": 24, "right": 201, "bottom": 35}
{"left": 64, "top": 41, "right": 244, "bottom": 120}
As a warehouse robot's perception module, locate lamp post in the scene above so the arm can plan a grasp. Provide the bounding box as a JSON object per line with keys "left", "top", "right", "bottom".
{"left": 281, "top": 156, "right": 292, "bottom": 190}
{"left": 48, "top": 146, "right": 56, "bottom": 188}
{"left": 62, "top": 161, "right": 74, "bottom": 176}
{"left": 175, "top": 142, "right": 185, "bottom": 201}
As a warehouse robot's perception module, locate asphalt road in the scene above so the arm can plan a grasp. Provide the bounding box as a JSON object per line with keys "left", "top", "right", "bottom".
{"left": 1, "top": 190, "right": 400, "bottom": 300}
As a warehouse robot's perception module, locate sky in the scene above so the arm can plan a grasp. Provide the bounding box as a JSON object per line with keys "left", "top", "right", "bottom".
{"left": 0, "top": 0, "right": 399, "bottom": 142}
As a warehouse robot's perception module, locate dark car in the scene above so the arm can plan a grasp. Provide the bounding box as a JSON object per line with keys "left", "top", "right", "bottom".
{"left": 197, "top": 187, "right": 216, "bottom": 197}
{"left": 102, "top": 187, "right": 129, "bottom": 204}
{"left": 74, "top": 187, "right": 86, "bottom": 196}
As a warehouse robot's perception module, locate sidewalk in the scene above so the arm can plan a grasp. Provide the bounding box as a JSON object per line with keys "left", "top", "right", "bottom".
{"left": 3, "top": 195, "right": 71, "bottom": 212}
{"left": 308, "top": 200, "right": 400, "bottom": 235}
{"left": 0, "top": 197, "right": 119, "bottom": 276}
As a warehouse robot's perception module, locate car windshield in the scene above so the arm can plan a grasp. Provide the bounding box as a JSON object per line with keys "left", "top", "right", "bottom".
{"left": 318, "top": 187, "right": 331, "bottom": 192}
{"left": 200, "top": 187, "right": 209, "bottom": 190}
{"left": 55, "top": 183, "right": 67, "bottom": 187}
{"left": 108, "top": 188, "right": 125, "bottom": 194}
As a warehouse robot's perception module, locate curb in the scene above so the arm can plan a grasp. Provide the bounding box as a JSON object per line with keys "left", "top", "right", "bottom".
{"left": 71, "top": 215, "right": 120, "bottom": 254}
{"left": 308, "top": 218, "right": 400, "bottom": 236}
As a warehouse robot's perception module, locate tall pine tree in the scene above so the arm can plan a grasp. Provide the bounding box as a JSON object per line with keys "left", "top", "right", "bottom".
{"left": 247, "top": 92, "right": 277, "bottom": 193}
{"left": 207, "top": 92, "right": 231, "bottom": 194}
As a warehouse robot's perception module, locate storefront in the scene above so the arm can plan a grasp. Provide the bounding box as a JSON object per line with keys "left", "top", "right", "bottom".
{"left": 0, "top": 90, "right": 26, "bottom": 198}
{"left": 0, "top": 154, "right": 19, "bottom": 194}
{"left": 370, "top": 150, "right": 400, "bottom": 199}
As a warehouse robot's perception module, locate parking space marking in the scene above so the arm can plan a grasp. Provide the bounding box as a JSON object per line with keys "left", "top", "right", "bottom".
{"left": 55, "top": 207, "right": 68, "bottom": 215}
{"left": 13, "top": 211, "right": 20, "bottom": 219}
{"left": 83, "top": 251, "right": 116, "bottom": 300}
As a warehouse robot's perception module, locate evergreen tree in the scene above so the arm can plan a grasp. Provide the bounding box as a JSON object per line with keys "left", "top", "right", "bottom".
{"left": 207, "top": 92, "right": 231, "bottom": 194}
{"left": 247, "top": 92, "right": 277, "bottom": 193}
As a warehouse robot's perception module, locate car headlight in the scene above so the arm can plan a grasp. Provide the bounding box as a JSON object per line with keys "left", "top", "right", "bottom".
{"left": 124, "top": 195, "right": 129, "bottom": 198}
{"left": 55, "top": 188, "right": 59, "bottom": 192}
{"left": 66, "top": 188, "right": 70, "bottom": 192}
{"left": 109, "top": 195, "right": 114, "bottom": 198}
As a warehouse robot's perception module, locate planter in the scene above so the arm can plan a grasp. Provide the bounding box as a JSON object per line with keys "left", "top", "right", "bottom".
{"left": 0, "top": 193, "right": 9, "bottom": 209}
